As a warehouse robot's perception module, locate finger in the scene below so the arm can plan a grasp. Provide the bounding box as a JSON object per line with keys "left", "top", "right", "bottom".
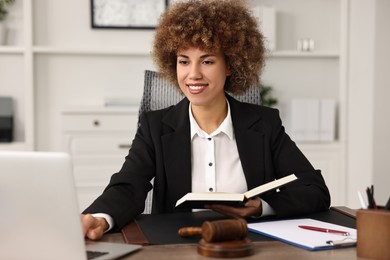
{"left": 206, "top": 204, "right": 243, "bottom": 219}
{"left": 89, "top": 217, "right": 109, "bottom": 240}
{"left": 81, "top": 214, "right": 105, "bottom": 240}
{"left": 244, "top": 197, "right": 261, "bottom": 208}
{"left": 211, "top": 208, "right": 240, "bottom": 219}
{"left": 86, "top": 226, "right": 104, "bottom": 240}
{"left": 244, "top": 199, "right": 262, "bottom": 217}
{"left": 208, "top": 201, "right": 262, "bottom": 218}
{"left": 80, "top": 214, "right": 96, "bottom": 236}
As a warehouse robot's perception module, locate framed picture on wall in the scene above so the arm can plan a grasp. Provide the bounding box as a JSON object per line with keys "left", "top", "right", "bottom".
{"left": 91, "top": 0, "right": 168, "bottom": 29}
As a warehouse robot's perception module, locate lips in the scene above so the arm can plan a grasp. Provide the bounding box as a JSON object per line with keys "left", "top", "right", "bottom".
{"left": 187, "top": 83, "right": 208, "bottom": 94}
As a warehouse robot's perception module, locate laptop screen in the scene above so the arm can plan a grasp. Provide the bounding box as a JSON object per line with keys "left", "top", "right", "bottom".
{"left": 0, "top": 151, "right": 140, "bottom": 260}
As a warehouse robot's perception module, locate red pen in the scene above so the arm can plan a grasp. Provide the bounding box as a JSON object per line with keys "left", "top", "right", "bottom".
{"left": 298, "top": 225, "right": 350, "bottom": 236}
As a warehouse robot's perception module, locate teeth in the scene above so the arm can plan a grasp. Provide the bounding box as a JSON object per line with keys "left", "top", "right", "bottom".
{"left": 188, "top": 85, "right": 206, "bottom": 90}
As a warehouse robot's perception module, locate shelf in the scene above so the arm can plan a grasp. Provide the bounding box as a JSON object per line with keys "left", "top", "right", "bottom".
{"left": 0, "top": 46, "right": 24, "bottom": 54}
{"left": 0, "top": 142, "right": 33, "bottom": 151}
{"left": 296, "top": 141, "right": 343, "bottom": 149}
{"left": 32, "top": 46, "right": 151, "bottom": 56}
{"left": 267, "top": 50, "right": 339, "bottom": 58}
{"left": 29, "top": 47, "right": 340, "bottom": 58}
{"left": 62, "top": 106, "right": 139, "bottom": 115}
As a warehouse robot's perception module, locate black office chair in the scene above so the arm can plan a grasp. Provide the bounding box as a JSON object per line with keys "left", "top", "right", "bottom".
{"left": 139, "top": 70, "right": 261, "bottom": 118}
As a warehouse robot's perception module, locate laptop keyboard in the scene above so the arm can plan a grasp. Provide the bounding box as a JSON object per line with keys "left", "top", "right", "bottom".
{"left": 87, "top": 250, "right": 109, "bottom": 260}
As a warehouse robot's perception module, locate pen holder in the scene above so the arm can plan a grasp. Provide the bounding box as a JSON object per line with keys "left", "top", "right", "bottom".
{"left": 356, "top": 208, "right": 390, "bottom": 260}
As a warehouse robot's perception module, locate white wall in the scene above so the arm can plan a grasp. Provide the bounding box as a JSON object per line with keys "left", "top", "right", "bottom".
{"left": 346, "top": 0, "right": 376, "bottom": 208}
{"left": 373, "top": 0, "right": 390, "bottom": 206}
{"left": 35, "top": 55, "right": 155, "bottom": 151}
{"left": 32, "top": 0, "right": 157, "bottom": 151}
{"left": 347, "top": 0, "right": 390, "bottom": 207}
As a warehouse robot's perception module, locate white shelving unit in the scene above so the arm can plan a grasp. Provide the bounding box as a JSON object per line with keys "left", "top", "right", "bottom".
{"left": 258, "top": 0, "right": 349, "bottom": 206}
{"left": 0, "top": 0, "right": 351, "bottom": 206}
{"left": 0, "top": 0, "right": 33, "bottom": 151}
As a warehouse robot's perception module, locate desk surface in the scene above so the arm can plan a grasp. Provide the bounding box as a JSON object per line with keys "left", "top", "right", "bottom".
{"left": 101, "top": 234, "right": 358, "bottom": 260}
{"left": 99, "top": 207, "right": 361, "bottom": 259}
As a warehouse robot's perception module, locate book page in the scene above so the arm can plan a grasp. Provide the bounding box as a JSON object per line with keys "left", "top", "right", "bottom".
{"left": 248, "top": 218, "right": 357, "bottom": 250}
{"left": 244, "top": 174, "right": 297, "bottom": 199}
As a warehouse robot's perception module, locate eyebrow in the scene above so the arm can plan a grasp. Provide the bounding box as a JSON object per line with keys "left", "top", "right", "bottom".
{"left": 177, "top": 53, "right": 216, "bottom": 59}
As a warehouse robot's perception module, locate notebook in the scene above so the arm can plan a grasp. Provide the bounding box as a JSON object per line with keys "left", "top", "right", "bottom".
{"left": 0, "top": 151, "right": 141, "bottom": 260}
{"left": 248, "top": 218, "right": 357, "bottom": 251}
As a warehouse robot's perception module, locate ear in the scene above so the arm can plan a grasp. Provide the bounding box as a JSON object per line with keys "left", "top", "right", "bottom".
{"left": 226, "top": 66, "right": 232, "bottom": 76}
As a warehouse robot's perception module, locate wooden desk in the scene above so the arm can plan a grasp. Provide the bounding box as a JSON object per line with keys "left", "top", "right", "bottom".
{"left": 101, "top": 234, "right": 357, "bottom": 259}
{"left": 99, "top": 207, "right": 360, "bottom": 259}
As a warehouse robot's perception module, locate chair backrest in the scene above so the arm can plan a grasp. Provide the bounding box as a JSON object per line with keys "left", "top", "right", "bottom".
{"left": 140, "top": 70, "right": 261, "bottom": 213}
{"left": 140, "top": 70, "right": 261, "bottom": 115}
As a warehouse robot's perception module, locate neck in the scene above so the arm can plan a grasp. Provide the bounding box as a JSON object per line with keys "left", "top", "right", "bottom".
{"left": 191, "top": 98, "right": 228, "bottom": 134}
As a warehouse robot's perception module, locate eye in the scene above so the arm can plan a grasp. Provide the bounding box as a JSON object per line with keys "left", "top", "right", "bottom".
{"left": 178, "top": 59, "right": 189, "bottom": 65}
{"left": 202, "top": 60, "right": 214, "bottom": 65}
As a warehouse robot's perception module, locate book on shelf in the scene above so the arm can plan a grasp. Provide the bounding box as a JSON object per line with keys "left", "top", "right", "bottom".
{"left": 175, "top": 174, "right": 297, "bottom": 209}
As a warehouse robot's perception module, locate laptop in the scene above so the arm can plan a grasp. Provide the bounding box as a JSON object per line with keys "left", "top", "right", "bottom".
{"left": 0, "top": 151, "right": 141, "bottom": 260}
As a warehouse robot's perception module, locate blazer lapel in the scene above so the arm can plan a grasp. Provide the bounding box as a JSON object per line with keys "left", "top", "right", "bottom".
{"left": 227, "top": 95, "right": 266, "bottom": 189}
{"left": 161, "top": 98, "right": 192, "bottom": 199}
{"left": 160, "top": 95, "right": 266, "bottom": 198}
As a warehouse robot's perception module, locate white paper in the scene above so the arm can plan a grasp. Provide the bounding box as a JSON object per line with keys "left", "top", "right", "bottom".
{"left": 288, "top": 99, "right": 307, "bottom": 141}
{"left": 319, "top": 99, "right": 336, "bottom": 141}
{"left": 304, "top": 99, "right": 320, "bottom": 141}
{"left": 248, "top": 218, "right": 356, "bottom": 250}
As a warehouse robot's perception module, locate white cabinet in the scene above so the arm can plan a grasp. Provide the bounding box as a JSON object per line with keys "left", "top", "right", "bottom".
{"left": 61, "top": 108, "right": 138, "bottom": 211}
{"left": 299, "top": 143, "right": 345, "bottom": 206}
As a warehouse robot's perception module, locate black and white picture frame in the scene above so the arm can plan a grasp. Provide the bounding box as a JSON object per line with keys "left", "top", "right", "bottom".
{"left": 91, "top": 0, "right": 168, "bottom": 29}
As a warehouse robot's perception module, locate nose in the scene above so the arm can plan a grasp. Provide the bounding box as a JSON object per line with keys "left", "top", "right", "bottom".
{"left": 189, "top": 63, "right": 202, "bottom": 80}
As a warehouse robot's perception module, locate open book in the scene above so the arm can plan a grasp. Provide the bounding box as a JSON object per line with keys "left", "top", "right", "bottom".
{"left": 175, "top": 174, "right": 297, "bottom": 209}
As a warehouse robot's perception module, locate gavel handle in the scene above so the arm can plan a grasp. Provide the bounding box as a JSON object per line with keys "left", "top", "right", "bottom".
{"left": 178, "top": 227, "right": 202, "bottom": 237}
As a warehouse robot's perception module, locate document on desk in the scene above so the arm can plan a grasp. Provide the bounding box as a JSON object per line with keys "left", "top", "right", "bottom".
{"left": 248, "top": 218, "right": 357, "bottom": 251}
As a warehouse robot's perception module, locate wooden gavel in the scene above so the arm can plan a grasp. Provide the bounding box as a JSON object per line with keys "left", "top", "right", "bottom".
{"left": 178, "top": 218, "right": 248, "bottom": 242}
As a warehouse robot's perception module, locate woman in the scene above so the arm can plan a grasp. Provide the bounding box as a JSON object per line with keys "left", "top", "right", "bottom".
{"left": 82, "top": 0, "right": 330, "bottom": 240}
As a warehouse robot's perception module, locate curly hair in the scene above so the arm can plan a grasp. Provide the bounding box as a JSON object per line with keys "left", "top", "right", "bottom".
{"left": 152, "top": 0, "right": 265, "bottom": 95}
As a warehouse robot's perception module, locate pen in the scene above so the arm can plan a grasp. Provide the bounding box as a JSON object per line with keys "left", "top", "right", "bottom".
{"left": 366, "top": 185, "right": 377, "bottom": 209}
{"left": 385, "top": 196, "right": 390, "bottom": 210}
{"left": 357, "top": 191, "right": 368, "bottom": 209}
{"left": 298, "top": 225, "right": 350, "bottom": 236}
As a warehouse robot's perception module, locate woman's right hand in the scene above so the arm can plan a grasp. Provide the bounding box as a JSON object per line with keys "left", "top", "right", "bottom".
{"left": 80, "top": 214, "right": 109, "bottom": 240}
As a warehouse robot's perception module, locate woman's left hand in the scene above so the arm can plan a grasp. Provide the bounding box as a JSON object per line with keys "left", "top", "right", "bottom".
{"left": 205, "top": 196, "right": 263, "bottom": 219}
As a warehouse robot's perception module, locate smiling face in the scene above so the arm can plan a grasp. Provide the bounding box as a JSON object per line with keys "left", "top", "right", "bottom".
{"left": 176, "top": 47, "right": 230, "bottom": 109}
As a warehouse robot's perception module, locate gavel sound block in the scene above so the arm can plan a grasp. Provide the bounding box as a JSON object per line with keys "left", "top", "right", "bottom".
{"left": 178, "top": 218, "right": 254, "bottom": 258}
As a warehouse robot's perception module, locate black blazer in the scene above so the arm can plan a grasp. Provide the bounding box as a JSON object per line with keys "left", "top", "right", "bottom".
{"left": 84, "top": 94, "right": 331, "bottom": 230}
